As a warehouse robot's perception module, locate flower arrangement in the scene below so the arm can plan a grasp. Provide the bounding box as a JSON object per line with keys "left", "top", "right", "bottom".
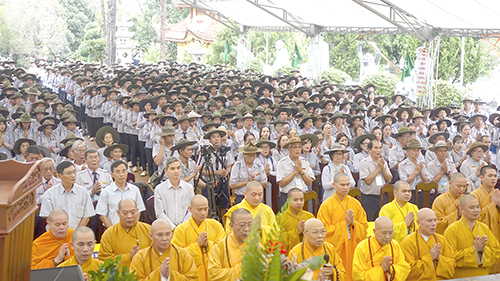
{"left": 240, "top": 201, "right": 324, "bottom": 281}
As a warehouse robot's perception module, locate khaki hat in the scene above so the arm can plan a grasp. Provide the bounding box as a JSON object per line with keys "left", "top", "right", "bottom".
{"left": 238, "top": 141, "right": 262, "bottom": 154}
{"left": 16, "top": 113, "right": 35, "bottom": 123}
{"left": 203, "top": 128, "right": 226, "bottom": 140}
{"left": 37, "top": 120, "right": 58, "bottom": 132}
{"left": 324, "top": 143, "right": 348, "bottom": 156}
{"left": 391, "top": 126, "right": 415, "bottom": 139}
{"left": 403, "top": 138, "right": 422, "bottom": 150}
{"left": 299, "top": 133, "right": 319, "bottom": 147}
{"left": 156, "top": 124, "right": 176, "bottom": 137}
{"left": 103, "top": 143, "right": 129, "bottom": 158}
{"left": 96, "top": 126, "right": 119, "bottom": 148}
{"left": 171, "top": 138, "right": 197, "bottom": 153}
{"left": 354, "top": 134, "right": 376, "bottom": 150}
{"left": 283, "top": 135, "right": 305, "bottom": 149}
{"left": 466, "top": 142, "right": 488, "bottom": 156}
{"left": 429, "top": 140, "right": 452, "bottom": 152}
{"left": 255, "top": 137, "right": 276, "bottom": 149}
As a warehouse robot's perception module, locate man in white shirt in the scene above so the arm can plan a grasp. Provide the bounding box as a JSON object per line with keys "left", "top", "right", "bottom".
{"left": 75, "top": 148, "right": 112, "bottom": 201}
{"left": 40, "top": 161, "right": 96, "bottom": 229}
{"left": 96, "top": 160, "right": 145, "bottom": 227}
{"left": 154, "top": 156, "right": 195, "bottom": 230}
{"left": 36, "top": 158, "right": 61, "bottom": 205}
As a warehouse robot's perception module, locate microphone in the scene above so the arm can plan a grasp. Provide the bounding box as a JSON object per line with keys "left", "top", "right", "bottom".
{"left": 323, "top": 254, "right": 330, "bottom": 265}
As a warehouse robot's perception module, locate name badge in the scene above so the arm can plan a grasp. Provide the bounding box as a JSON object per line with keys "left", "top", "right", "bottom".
{"left": 375, "top": 175, "right": 384, "bottom": 186}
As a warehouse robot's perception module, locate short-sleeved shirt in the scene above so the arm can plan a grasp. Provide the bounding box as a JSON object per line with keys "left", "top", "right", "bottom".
{"left": 95, "top": 182, "right": 146, "bottom": 225}
{"left": 388, "top": 141, "right": 425, "bottom": 169}
{"left": 427, "top": 158, "right": 457, "bottom": 194}
{"left": 359, "top": 155, "right": 392, "bottom": 195}
{"left": 229, "top": 159, "right": 267, "bottom": 196}
{"left": 276, "top": 155, "right": 315, "bottom": 193}
{"left": 398, "top": 158, "right": 430, "bottom": 190}
{"left": 75, "top": 168, "right": 113, "bottom": 201}
{"left": 152, "top": 144, "right": 172, "bottom": 173}
{"left": 40, "top": 183, "right": 96, "bottom": 229}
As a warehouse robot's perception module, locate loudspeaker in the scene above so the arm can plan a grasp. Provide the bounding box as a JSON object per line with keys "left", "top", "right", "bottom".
{"left": 31, "top": 265, "right": 85, "bottom": 281}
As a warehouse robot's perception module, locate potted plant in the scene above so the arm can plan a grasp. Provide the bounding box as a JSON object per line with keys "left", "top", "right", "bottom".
{"left": 88, "top": 255, "right": 138, "bottom": 281}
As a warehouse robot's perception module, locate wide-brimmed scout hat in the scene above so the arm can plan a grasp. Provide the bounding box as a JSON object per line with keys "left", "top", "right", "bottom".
{"left": 255, "top": 137, "right": 276, "bottom": 149}
{"left": 156, "top": 124, "right": 176, "bottom": 137}
{"left": 59, "top": 132, "right": 83, "bottom": 145}
{"left": 62, "top": 116, "right": 81, "bottom": 127}
{"left": 324, "top": 143, "right": 348, "bottom": 157}
{"left": 171, "top": 138, "right": 197, "bottom": 152}
{"left": 354, "top": 134, "right": 376, "bottom": 150}
{"left": 283, "top": 135, "right": 306, "bottom": 149}
{"left": 96, "top": 126, "right": 119, "bottom": 148}
{"left": 466, "top": 142, "right": 488, "bottom": 156}
{"left": 429, "top": 140, "right": 453, "bottom": 152}
{"left": 37, "top": 120, "right": 58, "bottom": 132}
{"left": 203, "top": 128, "right": 226, "bottom": 140}
{"left": 429, "top": 131, "right": 450, "bottom": 144}
{"left": 13, "top": 138, "right": 36, "bottom": 155}
{"left": 16, "top": 113, "right": 34, "bottom": 123}
{"left": 391, "top": 126, "right": 415, "bottom": 139}
{"left": 403, "top": 138, "right": 423, "bottom": 150}
{"left": 238, "top": 141, "right": 262, "bottom": 154}
{"left": 103, "top": 143, "right": 129, "bottom": 158}
{"left": 299, "top": 133, "right": 319, "bottom": 147}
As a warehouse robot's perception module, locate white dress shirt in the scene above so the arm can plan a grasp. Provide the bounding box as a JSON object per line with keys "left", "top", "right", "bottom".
{"left": 154, "top": 179, "right": 194, "bottom": 229}
{"left": 75, "top": 167, "right": 113, "bottom": 200}
{"left": 95, "top": 182, "right": 146, "bottom": 225}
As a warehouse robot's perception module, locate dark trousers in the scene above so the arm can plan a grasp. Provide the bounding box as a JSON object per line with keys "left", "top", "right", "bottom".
{"left": 124, "top": 133, "right": 131, "bottom": 161}
{"left": 146, "top": 147, "right": 154, "bottom": 176}
{"left": 234, "top": 195, "right": 244, "bottom": 204}
{"left": 94, "top": 117, "right": 103, "bottom": 137}
{"left": 87, "top": 117, "right": 95, "bottom": 137}
{"left": 130, "top": 134, "right": 139, "bottom": 166}
{"left": 139, "top": 141, "right": 147, "bottom": 170}
{"left": 361, "top": 193, "right": 381, "bottom": 221}
{"left": 279, "top": 192, "right": 288, "bottom": 210}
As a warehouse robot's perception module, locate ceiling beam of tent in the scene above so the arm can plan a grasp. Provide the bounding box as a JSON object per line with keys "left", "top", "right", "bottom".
{"left": 320, "top": 26, "right": 406, "bottom": 35}
{"left": 352, "top": 0, "right": 432, "bottom": 41}
{"left": 179, "top": 0, "right": 244, "bottom": 34}
{"left": 245, "top": 0, "right": 316, "bottom": 37}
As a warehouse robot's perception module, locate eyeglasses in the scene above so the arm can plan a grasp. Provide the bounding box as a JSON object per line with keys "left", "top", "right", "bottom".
{"left": 42, "top": 167, "right": 54, "bottom": 172}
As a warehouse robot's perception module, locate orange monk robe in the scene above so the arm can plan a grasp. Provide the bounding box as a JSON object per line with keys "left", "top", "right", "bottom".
{"left": 98, "top": 221, "right": 152, "bottom": 267}
{"left": 288, "top": 240, "right": 346, "bottom": 281}
{"left": 379, "top": 200, "right": 419, "bottom": 243}
{"left": 208, "top": 234, "right": 247, "bottom": 281}
{"left": 401, "top": 230, "right": 455, "bottom": 280}
{"left": 282, "top": 206, "right": 315, "bottom": 253}
{"left": 171, "top": 217, "right": 226, "bottom": 281}
{"left": 223, "top": 199, "right": 275, "bottom": 242}
{"left": 58, "top": 256, "right": 103, "bottom": 276}
{"left": 352, "top": 237, "right": 410, "bottom": 281}
{"left": 444, "top": 217, "right": 500, "bottom": 278}
{"left": 31, "top": 228, "right": 75, "bottom": 269}
{"left": 317, "top": 193, "right": 368, "bottom": 281}
{"left": 130, "top": 244, "right": 198, "bottom": 281}
{"left": 471, "top": 184, "right": 500, "bottom": 273}
{"left": 431, "top": 190, "right": 461, "bottom": 234}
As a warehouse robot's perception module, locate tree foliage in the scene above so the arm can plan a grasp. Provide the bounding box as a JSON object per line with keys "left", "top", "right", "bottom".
{"left": 129, "top": 0, "right": 189, "bottom": 62}
{"left": 321, "top": 67, "right": 352, "bottom": 85}
{"left": 58, "top": 0, "right": 95, "bottom": 52}
{"left": 434, "top": 80, "right": 464, "bottom": 108}
{"left": 75, "top": 21, "right": 106, "bottom": 63}
{"left": 361, "top": 71, "right": 399, "bottom": 98}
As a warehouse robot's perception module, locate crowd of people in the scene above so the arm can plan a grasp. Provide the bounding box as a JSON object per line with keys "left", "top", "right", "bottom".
{"left": 1, "top": 57, "right": 499, "bottom": 280}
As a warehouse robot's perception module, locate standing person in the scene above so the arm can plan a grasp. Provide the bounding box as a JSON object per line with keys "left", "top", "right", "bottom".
{"left": 132, "top": 46, "right": 141, "bottom": 65}
{"left": 398, "top": 138, "right": 430, "bottom": 206}
{"left": 154, "top": 157, "right": 195, "bottom": 230}
{"left": 427, "top": 141, "right": 457, "bottom": 195}
{"left": 171, "top": 138, "right": 201, "bottom": 187}
{"left": 322, "top": 143, "right": 355, "bottom": 201}
{"left": 276, "top": 136, "right": 315, "bottom": 208}
{"left": 40, "top": 161, "right": 96, "bottom": 229}
{"left": 359, "top": 140, "right": 393, "bottom": 221}
{"left": 75, "top": 148, "right": 112, "bottom": 200}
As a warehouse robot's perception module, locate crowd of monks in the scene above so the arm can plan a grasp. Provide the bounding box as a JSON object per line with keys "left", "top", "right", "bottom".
{"left": 1, "top": 58, "right": 498, "bottom": 280}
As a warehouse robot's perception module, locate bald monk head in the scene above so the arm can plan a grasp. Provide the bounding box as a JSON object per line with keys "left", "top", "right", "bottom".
{"left": 393, "top": 180, "right": 412, "bottom": 205}
{"left": 117, "top": 198, "right": 139, "bottom": 230}
{"left": 374, "top": 216, "right": 394, "bottom": 246}
{"left": 459, "top": 194, "right": 480, "bottom": 222}
{"left": 48, "top": 209, "right": 69, "bottom": 239}
{"left": 333, "top": 173, "right": 350, "bottom": 199}
{"left": 287, "top": 188, "right": 305, "bottom": 213}
{"left": 417, "top": 208, "right": 437, "bottom": 236}
{"left": 150, "top": 219, "right": 173, "bottom": 253}
{"left": 244, "top": 181, "right": 263, "bottom": 208}
{"left": 230, "top": 209, "right": 252, "bottom": 244}
{"left": 189, "top": 195, "right": 209, "bottom": 225}
{"left": 71, "top": 227, "right": 96, "bottom": 265}
{"left": 304, "top": 218, "right": 327, "bottom": 250}
{"left": 449, "top": 173, "right": 467, "bottom": 199}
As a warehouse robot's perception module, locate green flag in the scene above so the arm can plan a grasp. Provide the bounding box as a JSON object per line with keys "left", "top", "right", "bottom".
{"left": 292, "top": 43, "right": 302, "bottom": 68}
{"left": 223, "top": 40, "right": 233, "bottom": 62}
{"left": 401, "top": 52, "right": 414, "bottom": 81}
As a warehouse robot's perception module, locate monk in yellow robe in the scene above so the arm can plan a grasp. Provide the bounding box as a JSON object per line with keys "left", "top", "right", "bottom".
{"left": 171, "top": 195, "right": 226, "bottom": 281}
{"left": 379, "top": 180, "right": 419, "bottom": 243}
{"left": 58, "top": 226, "right": 103, "bottom": 278}
{"left": 208, "top": 209, "right": 252, "bottom": 281}
{"left": 432, "top": 172, "right": 466, "bottom": 234}
{"left": 131, "top": 219, "right": 197, "bottom": 280}
{"left": 317, "top": 172, "right": 367, "bottom": 281}
{"left": 471, "top": 165, "right": 500, "bottom": 273}
{"left": 401, "top": 208, "right": 455, "bottom": 280}
{"left": 32, "top": 209, "right": 75, "bottom": 269}
{"left": 282, "top": 188, "right": 315, "bottom": 253}
{"left": 352, "top": 216, "right": 410, "bottom": 281}
{"left": 98, "top": 198, "right": 152, "bottom": 267}
{"left": 223, "top": 181, "right": 275, "bottom": 240}
{"left": 289, "top": 218, "right": 346, "bottom": 281}
{"left": 444, "top": 194, "right": 500, "bottom": 278}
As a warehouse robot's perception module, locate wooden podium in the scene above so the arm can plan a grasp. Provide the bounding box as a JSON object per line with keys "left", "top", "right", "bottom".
{"left": 0, "top": 160, "right": 42, "bottom": 281}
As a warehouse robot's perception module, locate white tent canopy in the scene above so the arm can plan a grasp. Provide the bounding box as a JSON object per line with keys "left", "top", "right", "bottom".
{"left": 179, "top": 0, "right": 500, "bottom": 39}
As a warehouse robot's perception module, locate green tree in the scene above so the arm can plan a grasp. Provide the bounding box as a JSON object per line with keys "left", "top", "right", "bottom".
{"left": 58, "top": 0, "right": 95, "bottom": 52}
{"left": 361, "top": 71, "right": 399, "bottom": 98}
{"left": 75, "top": 21, "right": 106, "bottom": 63}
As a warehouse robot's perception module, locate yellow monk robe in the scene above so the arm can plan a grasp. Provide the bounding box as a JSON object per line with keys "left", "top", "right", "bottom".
{"left": 282, "top": 206, "right": 315, "bottom": 253}
{"left": 223, "top": 199, "right": 276, "bottom": 240}
{"left": 130, "top": 244, "right": 197, "bottom": 281}
{"left": 31, "top": 228, "right": 75, "bottom": 269}
{"left": 401, "top": 230, "right": 455, "bottom": 280}
{"left": 352, "top": 237, "right": 410, "bottom": 281}
{"left": 444, "top": 217, "right": 500, "bottom": 278}
{"left": 288, "top": 240, "right": 346, "bottom": 281}
{"left": 317, "top": 193, "right": 368, "bottom": 281}
{"left": 208, "top": 234, "right": 246, "bottom": 281}
{"left": 431, "top": 190, "right": 461, "bottom": 234}
{"left": 379, "top": 200, "right": 419, "bottom": 243}
{"left": 98, "top": 221, "right": 152, "bottom": 267}
{"left": 471, "top": 184, "right": 500, "bottom": 273}
{"left": 171, "top": 217, "right": 226, "bottom": 281}
{"left": 58, "top": 256, "right": 103, "bottom": 275}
